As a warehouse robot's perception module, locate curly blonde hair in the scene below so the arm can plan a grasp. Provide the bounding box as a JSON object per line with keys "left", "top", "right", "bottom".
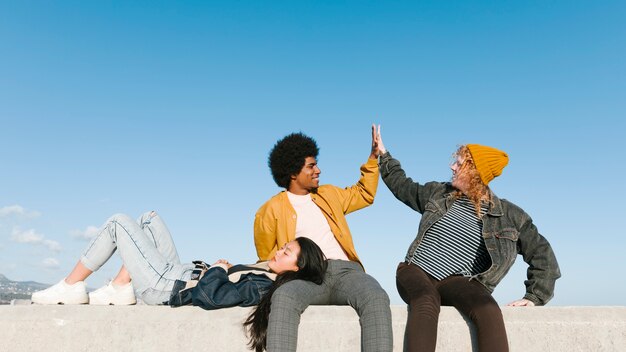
{"left": 453, "top": 145, "right": 491, "bottom": 218}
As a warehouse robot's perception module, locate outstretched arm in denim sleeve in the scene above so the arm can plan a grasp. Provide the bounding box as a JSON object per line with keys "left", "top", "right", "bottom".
{"left": 375, "top": 125, "right": 436, "bottom": 214}
{"left": 380, "top": 152, "right": 442, "bottom": 214}
{"left": 515, "top": 213, "right": 561, "bottom": 306}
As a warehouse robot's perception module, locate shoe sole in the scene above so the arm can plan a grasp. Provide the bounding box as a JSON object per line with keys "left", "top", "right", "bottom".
{"left": 31, "top": 294, "right": 89, "bottom": 305}
{"left": 88, "top": 300, "right": 137, "bottom": 305}
{"left": 88, "top": 294, "right": 136, "bottom": 306}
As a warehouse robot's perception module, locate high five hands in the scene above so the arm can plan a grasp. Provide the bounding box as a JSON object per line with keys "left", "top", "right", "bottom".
{"left": 370, "top": 124, "right": 387, "bottom": 159}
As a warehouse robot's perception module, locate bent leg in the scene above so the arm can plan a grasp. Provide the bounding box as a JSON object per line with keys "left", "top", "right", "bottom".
{"left": 108, "top": 212, "right": 180, "bottom": 287}
{"left": 396, "top": 262, "right": 440, "bottom": 352}
{"left": 111, "top": 265, "right": 132, "bottom": 285}
{"left": 137, "top": 211, "right": 182, "bottom": 264}
{"left": 82, "top": 213, "right": 192, "bottom": 304}
{"left": 267, "top": 278, "right": 330, "bottom": 352}
{"left": 80, "top": 214, "right": 125, "bottom": 272}
{"left": 439, "top": 277, "right": 509, "bottom": 352}
{"left": 331, "top": 260, "right": 393, "bottom": 352}
{"left": 65, "top": 260, "right": 95, "bottom": 284}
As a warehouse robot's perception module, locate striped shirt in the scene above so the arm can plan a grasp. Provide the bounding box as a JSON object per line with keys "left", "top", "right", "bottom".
{"left": 411, "top": 196, "right": 491, "bottom": 280}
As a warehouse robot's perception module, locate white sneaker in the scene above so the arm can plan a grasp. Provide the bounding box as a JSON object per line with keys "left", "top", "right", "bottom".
{"left": 89, "top": 281, "right": 137, "bottom": 305}
{"left": 31, "top": 279, "right": 89, "bottom": 305}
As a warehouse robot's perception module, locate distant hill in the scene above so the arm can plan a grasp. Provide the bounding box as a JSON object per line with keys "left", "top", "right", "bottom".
{"left": 0, "top": 274, "right": 50, "bottom": 304}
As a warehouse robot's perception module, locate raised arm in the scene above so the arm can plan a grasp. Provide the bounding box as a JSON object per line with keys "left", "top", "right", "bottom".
{"left": 334, "top": 124, "right": 383, "bottom": 214}
{"left": 377, "top": 126, "right": 437, "bottom": 213}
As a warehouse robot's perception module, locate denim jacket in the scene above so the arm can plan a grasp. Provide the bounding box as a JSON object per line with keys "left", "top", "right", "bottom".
{"left": 379, "top": 152, "right": 560, "bottom": 305}
{"left": 168, "top": 263, "right": 275, "bottom": 310}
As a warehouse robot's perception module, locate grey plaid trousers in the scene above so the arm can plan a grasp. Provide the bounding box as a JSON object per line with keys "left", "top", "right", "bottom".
{"left": 267, "top": 259, "right": 393, "bottom": 352}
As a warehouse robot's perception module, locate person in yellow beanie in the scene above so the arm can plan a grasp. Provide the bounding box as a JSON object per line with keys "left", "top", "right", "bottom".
{"left": 372, "top": 126, "right": 560, "bottom": 352}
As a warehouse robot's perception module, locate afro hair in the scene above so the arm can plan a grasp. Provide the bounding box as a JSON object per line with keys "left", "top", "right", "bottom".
{"left": 268, "top": 132, "right": 319, "bottom": 189}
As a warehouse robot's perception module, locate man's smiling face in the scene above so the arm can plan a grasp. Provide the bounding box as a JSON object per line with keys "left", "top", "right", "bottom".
{"left": 288, "top": 156, "right": 321, "bottom": 195}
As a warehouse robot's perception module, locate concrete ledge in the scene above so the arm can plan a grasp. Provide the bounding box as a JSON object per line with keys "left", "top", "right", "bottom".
{"left": 1, "top": 305, "right": 625, "bottom": 351}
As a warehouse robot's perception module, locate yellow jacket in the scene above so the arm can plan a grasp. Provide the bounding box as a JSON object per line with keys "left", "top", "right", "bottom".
{"left": 254, "top": 158, "right": 379, "bottom": 266}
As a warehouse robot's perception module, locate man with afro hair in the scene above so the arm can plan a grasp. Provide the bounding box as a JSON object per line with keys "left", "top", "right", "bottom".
{"left": 254, "top": 125, "right": 392, "bottom": 352}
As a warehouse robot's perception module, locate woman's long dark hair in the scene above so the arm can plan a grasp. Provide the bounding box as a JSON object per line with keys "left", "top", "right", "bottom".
{"left": 244, "top": 237, "right": 327, "bottom": 351}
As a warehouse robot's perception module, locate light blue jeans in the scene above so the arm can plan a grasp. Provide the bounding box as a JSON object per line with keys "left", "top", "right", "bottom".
{"left": 80, "top": 211, "right": 194, "bottom": 305}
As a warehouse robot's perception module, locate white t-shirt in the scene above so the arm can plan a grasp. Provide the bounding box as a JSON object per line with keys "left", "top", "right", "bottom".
{"left": 287, "top": 191, "right": 349, "bottom": 261}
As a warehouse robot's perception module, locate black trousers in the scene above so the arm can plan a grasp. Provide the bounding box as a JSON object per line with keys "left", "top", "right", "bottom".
{"left": 396, "top": 262, "right": 509, "bottom": 352}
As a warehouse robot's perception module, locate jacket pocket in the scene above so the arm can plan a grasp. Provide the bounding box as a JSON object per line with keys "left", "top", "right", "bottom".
{"left": 424, "top": 201, "right": 438, "bottom": 213}
{"left": 494, "top": 228, "right": 519, "bottom": 263}
{"left": 419, "top": 201, "right": 442, "bottom": 232}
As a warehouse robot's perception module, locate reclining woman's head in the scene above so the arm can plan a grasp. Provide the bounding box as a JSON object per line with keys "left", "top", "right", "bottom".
{"left": 267, "top": 237, "right": 327, "bottom": 284}
{"left": 245, "top": 237, "right": 327, "bottom": 351}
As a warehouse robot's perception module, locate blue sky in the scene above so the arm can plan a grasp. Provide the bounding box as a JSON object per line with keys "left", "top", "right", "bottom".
{"left": 1, "top": 1, "right": 624, "bottom": 306}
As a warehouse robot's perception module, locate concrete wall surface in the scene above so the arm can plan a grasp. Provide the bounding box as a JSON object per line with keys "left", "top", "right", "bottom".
{"left": 1, "top": 305, "right": 624, "bottom": 351}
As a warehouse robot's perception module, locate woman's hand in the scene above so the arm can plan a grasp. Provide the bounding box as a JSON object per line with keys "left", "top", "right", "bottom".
{"left": 370, "top": 124, "right": 387, "bottom": 158}
{"left": 507, "top": 298, "right": 535, "bottom": 307}
{"left": 212, "top": 259, "right": 233, "bottom": 269}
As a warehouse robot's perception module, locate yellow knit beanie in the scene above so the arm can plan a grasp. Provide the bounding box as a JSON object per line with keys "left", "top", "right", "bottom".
{"left": 466, "top": 144, "right": 509, "bottom": 185}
